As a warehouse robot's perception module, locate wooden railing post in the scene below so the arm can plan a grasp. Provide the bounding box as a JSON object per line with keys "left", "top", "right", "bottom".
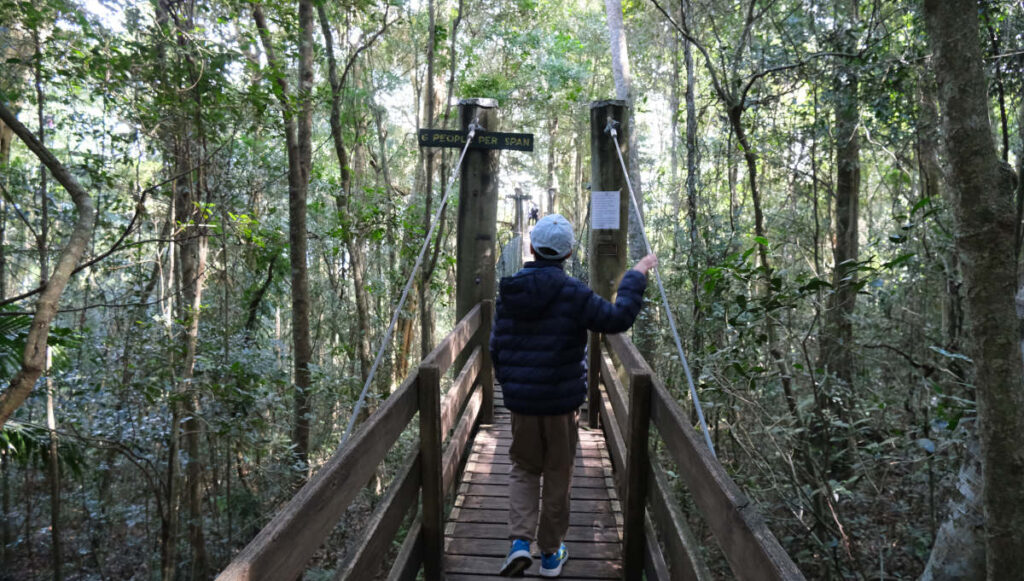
{"left": 588, "top": 99, "right": 628, "bottom": 429}
{"left": 419, "top": 364, "right": 444, "bottom": 579}
{"left": 479, "top": 300, "right": 494, "bottom": 424}
{"left": 588, "top": 334, "right": 602, "bottom": 428}
{"left": 622, "top": 370, "right": 652, "bottom": 580}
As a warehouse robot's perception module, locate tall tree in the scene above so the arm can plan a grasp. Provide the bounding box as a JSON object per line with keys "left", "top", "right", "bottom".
{"left": 0, "top": 104, "right": 95, "bottom": 429}
{"left": 317, "top": 4, "right": 393, "bottom": 405}
{"left": 152, "top": 0, "right": 213, "bottom": 574}
{"left": 419, "top": 0, "right": 440, "bottom": 358}
{"left": 31, "top": 26, "right": 63, "bottom": 581}
{"left": 819, "top": 0, "right": 861, "bottom": 393}
{"left": 253, "top": 0, "right": 315, "bottom": 471}
{"left": 604, "top": 0, "right": 654, "bottom": 358}
{"left": 603, "top": 0, "right": 644, "bottom": 260}
{"left": 923, "top": 1, "right": 1024, "bottom": 577}
{"left": 681, "top": 0, "right": 701, "bottom": 371}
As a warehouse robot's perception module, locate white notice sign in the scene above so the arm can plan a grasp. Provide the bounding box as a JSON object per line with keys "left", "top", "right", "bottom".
{"left": 591, "top": 191, "right": 621, "bottom": 230}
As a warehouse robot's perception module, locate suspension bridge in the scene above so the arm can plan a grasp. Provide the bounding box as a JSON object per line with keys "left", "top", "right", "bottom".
{"left": 215, "top": 99, "right": 806, "bottom": 581}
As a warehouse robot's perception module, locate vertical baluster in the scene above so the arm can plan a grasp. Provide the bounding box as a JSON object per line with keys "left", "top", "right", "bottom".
{"left": 419, "top": 364, "right": 443, "bottom": 578}
{"left": 623, "top": 370, "right": 652, "bottom": 579}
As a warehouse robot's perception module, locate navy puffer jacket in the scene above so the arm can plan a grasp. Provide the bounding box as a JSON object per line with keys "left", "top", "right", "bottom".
{"left": 490, "top": 258, "right": 648, "bottom": 415}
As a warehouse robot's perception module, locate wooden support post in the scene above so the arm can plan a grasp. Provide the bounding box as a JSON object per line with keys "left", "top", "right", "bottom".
{"left": 418, "top": 364, "right": 444, "bottom": 580}
{"left": 456, "top": 98, "right": 500, "bottom": 382}
{"left": 623, "top": 371, "right": 652, "bottom": 580}
{"left": 588, "top": 100, "right": 629, "bottom": 428}
{"left": 479, "top": 299, "right": 495, "bottom": 424}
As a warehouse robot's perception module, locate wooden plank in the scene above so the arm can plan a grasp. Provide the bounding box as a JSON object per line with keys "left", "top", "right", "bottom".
{"left": 482, "top": 428, "right": 605, "bottom": 440}
{"left": 447, "top": 522, "right": 621, "bottom": 543}
{"left": 419, "top": 363, "right": 444, "bottom": 580}
{"left": 336, "top": 451, "right": 421, "bottom": 581}
{"left": 604, "top": 333, "right": 649, "bottom": 376}
{"left": 445, "top": 554, "right": 622, "bottom": 579}
{"left": 462, "top": 472, "right": 609, "bottom": 489}
{"left": 623, "top": 371, "right": 652, "bottom": 580}
{"left": 468, "top": 452, "right": 607, "bottom": 469}
{"left": 443, "top": 386, "right": 483, "bottom": 495}
{"left": 463, "top": 461, "right": 605, "bottom": 479}
{"left": 647, "top": 457, "right": 713, "bottom": 581}
{"left": 599, "top": 385, "right": 626, "bottom": 482}
{"left": 644, "top": 513, "right": 671, "bottom": 581}
{"left": 445, "top": 574, "right": 612, "bottom": 581}
{"left": 651, "top": 382, "right": 805, "bottom": 581}
{"left": 216, "top": 375, "right": 418, "bottom": 581}
{"left": 452, "top": 508, "right": 618, "bottom": 528}
{"left": 457, "top": 496, "right": 612, "bottom": 513}
{"left": 471, "top": 442, "right": 604, "bottom": 458}
{"left": 446, "top": 537, "right": 620, "bottom": 560}
{"left": 422, "top": 303, "right": 481, "bottom": 376}
{"left": 479, "top": 300, "right": 495, "bottom": 425}
{"left": 441, "top": 346, "right": 481, "bottom": 437}
{"left": 385, "top": 517, "right": 422, "bottom": 581}
{"left": 587, "top": 332, "right": 602, "bottom": 428}
{"left": 600, "top": 348, "right": 629, "bottom": 435}
{"left": 461, "top": 482, "right": 614, "bottom": 501}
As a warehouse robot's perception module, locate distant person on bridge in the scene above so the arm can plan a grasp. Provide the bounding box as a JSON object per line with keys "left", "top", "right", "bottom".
{"left": 528, "top": 204, "right": 539, "bottom": 224}
{"left": 490, "top": 214, "right": 656, "bottom": 577}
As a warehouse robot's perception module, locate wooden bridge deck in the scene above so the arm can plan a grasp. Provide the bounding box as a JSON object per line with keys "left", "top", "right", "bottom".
{"left": 443, "top": 390, "right": 624, "bottom": 579}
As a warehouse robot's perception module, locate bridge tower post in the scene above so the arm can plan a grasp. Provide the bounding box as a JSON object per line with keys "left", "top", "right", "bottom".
{"left": 587, "top": 100, "right": 629, "bottom": 430}
{"left": 455, "top": 97, "right": 499, "bottom": 422}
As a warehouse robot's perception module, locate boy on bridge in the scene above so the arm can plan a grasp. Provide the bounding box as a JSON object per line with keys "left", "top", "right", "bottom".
{"left": 490, "top": 214, "right": 656, "bottom": 577}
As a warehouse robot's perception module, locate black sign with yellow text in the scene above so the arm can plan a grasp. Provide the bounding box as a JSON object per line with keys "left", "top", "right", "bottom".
{"left": 417, "top": 129, "right": 534, "bottom": 152}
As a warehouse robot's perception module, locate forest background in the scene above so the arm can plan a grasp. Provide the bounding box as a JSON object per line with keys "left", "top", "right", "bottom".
{"left": 0, "top": 0, "right": 1022, "bottom": 579}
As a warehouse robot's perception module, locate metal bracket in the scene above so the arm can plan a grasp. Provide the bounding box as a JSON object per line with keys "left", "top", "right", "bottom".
{"left": 604, "top": 117, "right": 620, "bottom": 137}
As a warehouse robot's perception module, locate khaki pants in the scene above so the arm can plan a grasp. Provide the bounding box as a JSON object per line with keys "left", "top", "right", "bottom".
{"left": 508, "top": 410, "right": 579, "bottom": 554}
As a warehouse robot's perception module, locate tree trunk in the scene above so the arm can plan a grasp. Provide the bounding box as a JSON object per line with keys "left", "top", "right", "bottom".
{"left": 1, "top": 448, "right": 10, "bottom": 566}
{"left": 254, "top": 0, "right": 315, "bottom": 471}
{"left": 419, "top": 0, "right": 439, "bottom": 358}
{"left": 603, "top": 0, "right": 643, "bottom": 259}
{"left": 174, "top": 143, "right": 210, "bottom": 579}
{"left": 820, "top": 2, "right": 860, "bottom": 392}
{"left": 917, "top": 77, "right": 966, "bottom": 383}
{"left": 31, "top": 32, "right": 63, "bottom": 580}
{"left": 682, "top": 0, "right": 702, "bottom": 370}
{"left": 0, "top": 104, "right": 96, "bottom": 430}
{"left": 923, "top": 2, "right": 1024, "bottom": 577}
{"left": 920, "top": 427, "right": 986, "bottom": 580}
{"left": 670, "top": 28, "right": 681, "bottom": 260}
{"left": 605, "top": 0, "right": 653, "bottom": 360}
{"left": 546, "top": 115, "right": 558, "bottom": 214}
{"left": 317, "top": 6, "right": 378, "bottom": 407}
{"left": 292, "top": 0, "right": 315, "bottom": 472}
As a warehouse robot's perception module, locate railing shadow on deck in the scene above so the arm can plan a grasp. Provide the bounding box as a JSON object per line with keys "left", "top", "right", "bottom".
{"left": 216, "top": 301, "right": 494, "bottom": 581}
{"left": 596, "top": 333, "right": 806, "bottom": 581}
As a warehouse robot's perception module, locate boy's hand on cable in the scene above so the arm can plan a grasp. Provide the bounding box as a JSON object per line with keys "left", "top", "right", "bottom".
{"left": 632, "top": 254, "right": 658, "bottom": 276}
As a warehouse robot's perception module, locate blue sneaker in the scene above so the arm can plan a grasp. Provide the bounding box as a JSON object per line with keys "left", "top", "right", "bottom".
{"left": 539, "top": 544, "right": 568, "bottom": 577}
{"left": 499, "top": 538, "right": 532, "bottom": 576}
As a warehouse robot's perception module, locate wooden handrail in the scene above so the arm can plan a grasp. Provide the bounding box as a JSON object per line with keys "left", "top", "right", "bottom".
{"left": 217, "top": 301, "right": 493, "bottom": 581}
{"left": 216, "top": 373, "right": 418, "bottom": 581}
{"left": 622, "top": 369, "right": 653, "bottom": 580}
{"left": 443, "top": 385, "right": 483, "bottom": 494}
{"left": 422, "top": 302, "right": 482, "bottom": 374}
{"left": 442, "top": 346, "right": 482, "bottom": 436}
{"left": 600, "top": 333, "right": 805, "bottom": 581}
{"left": 334, "top": 451, "right": 421, "bottom": 580}
{"left": 651, "top": 382, "right": 804, "bottom": 581}
{"left": 647, "top": 457, "right": 713, "bottom": 581}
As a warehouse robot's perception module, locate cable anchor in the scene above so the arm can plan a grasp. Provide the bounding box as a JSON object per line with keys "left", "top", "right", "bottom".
{"left": 603, "top": 117, "right": 620, "bottom": 138}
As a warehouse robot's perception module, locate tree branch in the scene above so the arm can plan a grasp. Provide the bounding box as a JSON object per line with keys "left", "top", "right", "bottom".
{"left": 0, "top": 102, "right": 96, "bottom": 429}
